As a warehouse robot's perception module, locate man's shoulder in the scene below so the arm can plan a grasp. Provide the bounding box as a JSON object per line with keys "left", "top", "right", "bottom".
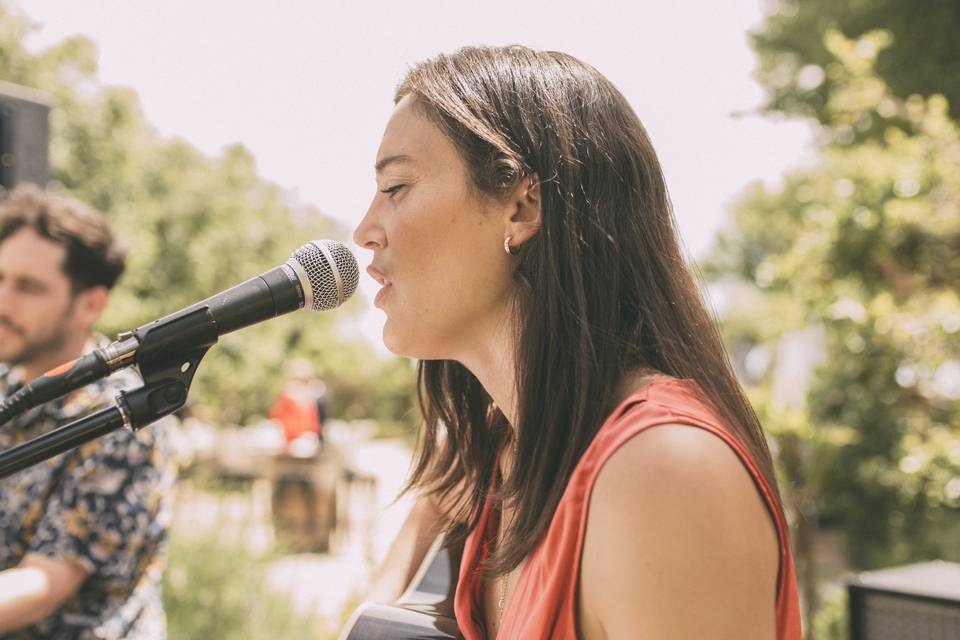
{"left": 74, "top": 413, "right": 174, "bottom": 468}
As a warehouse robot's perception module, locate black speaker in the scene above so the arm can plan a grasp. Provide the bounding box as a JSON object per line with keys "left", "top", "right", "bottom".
{"left": 848, "top": 561, "right": 960, "bottom": 639}
{"left": 0, "top": 80, "right": 50, "bottom": 193}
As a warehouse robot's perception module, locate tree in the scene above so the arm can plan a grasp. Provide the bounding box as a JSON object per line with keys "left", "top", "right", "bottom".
{"left": 0, "top": 3, "right": 416, "bottom": 428}
{"left": 752, "top": 0, "right": 960, "bottom": 128}
{"left": 708, "top": 29, "right": 960, "bottom": 635}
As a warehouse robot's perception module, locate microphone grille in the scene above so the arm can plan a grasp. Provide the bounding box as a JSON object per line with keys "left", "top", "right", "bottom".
{"left": 290, "top": 240, "right": 359, "bottom": 311}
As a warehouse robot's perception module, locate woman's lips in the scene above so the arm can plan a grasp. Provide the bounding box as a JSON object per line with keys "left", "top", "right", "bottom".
{"left": 374, "top": 284, "right": 391, "bottom": 307}
{"left": 368, "top": 266, "right": 392, "bottom": 307}
{"left": 367, "top": 266, "right": 391, "bottom": 286}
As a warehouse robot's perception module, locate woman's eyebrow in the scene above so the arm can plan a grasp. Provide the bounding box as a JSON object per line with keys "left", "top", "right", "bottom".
{"left": 375, "top": 154, "right": 414, "bottom": 173}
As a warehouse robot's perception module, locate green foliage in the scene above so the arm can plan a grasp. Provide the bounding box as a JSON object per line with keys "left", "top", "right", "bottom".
{"left": 707, "top": 28, "right": 960, "bottom": 577}
{"left": 163, "top": 529, "right": 334, "bottom": 640}
{"left": 0, "top": 3, "right": 417, "bottom": 429}
{"left": 753, "top": 0, "right": 960, "bottom": 127}
{"left": 747, "top": 390, "right": 858, "bottom": 625}
{"left": 811, "top": 586, "right": 848, "bottom": 640}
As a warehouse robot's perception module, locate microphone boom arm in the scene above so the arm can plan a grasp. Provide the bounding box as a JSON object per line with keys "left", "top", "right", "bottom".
{"left": 0, "top": 286, "right": 226, "bottom": 428}
{"left": 0, "top": 315, "right": 214, "bottom": 478}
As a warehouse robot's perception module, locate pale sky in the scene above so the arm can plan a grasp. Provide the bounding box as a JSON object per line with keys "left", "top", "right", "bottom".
{"left": 19, "top": 0, "right": 814, "bottom": 351}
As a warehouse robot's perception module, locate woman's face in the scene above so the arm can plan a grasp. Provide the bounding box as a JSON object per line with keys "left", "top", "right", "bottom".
{"left": 353, "top": 95, "right": 516, "bottom": 361}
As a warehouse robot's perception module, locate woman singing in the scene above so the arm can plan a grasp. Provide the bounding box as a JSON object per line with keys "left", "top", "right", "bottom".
{"left": 353, "top": 45, "right": 802, "bottom": 639}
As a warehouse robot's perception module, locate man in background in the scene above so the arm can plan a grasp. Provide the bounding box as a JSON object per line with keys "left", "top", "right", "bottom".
{"left": 0, "top": 185, "right": 175, "bottom": 639}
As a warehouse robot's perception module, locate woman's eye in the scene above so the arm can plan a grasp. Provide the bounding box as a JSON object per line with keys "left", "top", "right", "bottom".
{"left": 380, "top": 184, "right": 405, "bottom": 198}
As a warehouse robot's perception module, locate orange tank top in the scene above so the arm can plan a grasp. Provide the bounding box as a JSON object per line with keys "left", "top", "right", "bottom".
{"left": 454, "top": 378, "right": 802, "bottom": 639}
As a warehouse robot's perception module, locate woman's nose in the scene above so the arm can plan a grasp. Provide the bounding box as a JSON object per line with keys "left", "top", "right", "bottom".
{"left": 353, "top": 199, "right": 386, "bottom": 250}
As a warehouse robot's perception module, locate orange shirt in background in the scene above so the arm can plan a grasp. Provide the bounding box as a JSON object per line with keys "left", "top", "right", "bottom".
{"left": 269, "top": 388, "right": 321, "bottom": 444}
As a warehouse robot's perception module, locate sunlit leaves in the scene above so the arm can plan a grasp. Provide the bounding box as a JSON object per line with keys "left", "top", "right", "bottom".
{"left": 708, "top": 30, "right": 960, "bottom": 570}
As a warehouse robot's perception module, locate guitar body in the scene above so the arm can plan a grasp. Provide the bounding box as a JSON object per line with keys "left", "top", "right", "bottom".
{"left": 340, "top": 536, "right": 465, "bottom": 640}
{"left": 340, "top": 603, "right": 462, "bottom": 640}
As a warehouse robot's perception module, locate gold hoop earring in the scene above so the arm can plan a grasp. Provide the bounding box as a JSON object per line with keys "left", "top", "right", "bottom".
{"left": 504, "top": 236, "right": 518, "bottom": 256}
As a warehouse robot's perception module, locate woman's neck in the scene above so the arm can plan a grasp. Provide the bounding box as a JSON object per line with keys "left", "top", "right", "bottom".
{"left": 456, "top": 312, "right": 519, "bottom": 429}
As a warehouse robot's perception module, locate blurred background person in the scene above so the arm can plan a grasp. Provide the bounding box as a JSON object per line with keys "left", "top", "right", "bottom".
{"left": 270, "top": 357, "right": 328, "bottom": 449}
{"left": 0, "top": 185, "right": 176, "bottom": 639}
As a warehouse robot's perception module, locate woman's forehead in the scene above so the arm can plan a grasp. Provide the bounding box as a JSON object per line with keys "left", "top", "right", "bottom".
{"left": 376, "top": 97, "right": 456, "bottom": 173}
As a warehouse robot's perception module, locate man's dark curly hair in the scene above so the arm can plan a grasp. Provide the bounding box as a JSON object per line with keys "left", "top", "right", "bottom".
{"left": 0, "top": 184, "right": 125, "bottom": 293}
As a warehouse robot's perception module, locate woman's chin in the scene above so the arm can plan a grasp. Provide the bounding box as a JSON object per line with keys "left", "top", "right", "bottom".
{"left": 382, "top": 324, "right": 448, "bottom": 361}
{"left": 382, "top": 324, "right": 414, "bottom": 358}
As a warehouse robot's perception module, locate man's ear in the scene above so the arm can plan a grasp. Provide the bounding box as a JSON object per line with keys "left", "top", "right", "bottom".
{"left": 504, "top": 173, "right": 542, "bottom": 248}
{"left": 72, "top": 286, "right": 110, "bottom": 329}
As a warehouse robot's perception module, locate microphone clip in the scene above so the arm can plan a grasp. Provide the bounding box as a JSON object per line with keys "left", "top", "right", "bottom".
{"left": 0, "top": 309, "right": 216, "bottom": 477}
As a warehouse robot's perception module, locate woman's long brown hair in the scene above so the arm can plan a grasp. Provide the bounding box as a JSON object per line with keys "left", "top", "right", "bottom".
{"left": 397, "top": 45, "right": 783, "bottom": 575}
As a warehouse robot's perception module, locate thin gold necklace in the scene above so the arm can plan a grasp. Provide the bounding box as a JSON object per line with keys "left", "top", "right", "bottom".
{"left": 498, "top": 573, "right": 508, "bottom": 626}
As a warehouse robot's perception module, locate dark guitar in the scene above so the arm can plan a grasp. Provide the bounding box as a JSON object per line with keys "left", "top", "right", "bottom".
{"left": 340, "top": 536, "right": 465, "bottom": 640}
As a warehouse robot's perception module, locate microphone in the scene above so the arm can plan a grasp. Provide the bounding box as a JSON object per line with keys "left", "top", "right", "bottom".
{"left": 0, "top": 239, "right": 358, "bottom": 427}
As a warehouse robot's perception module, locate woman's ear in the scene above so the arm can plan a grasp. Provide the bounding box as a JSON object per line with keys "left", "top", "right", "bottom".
{"left": 505, "top": 173, "right": 542, "bottom": 248}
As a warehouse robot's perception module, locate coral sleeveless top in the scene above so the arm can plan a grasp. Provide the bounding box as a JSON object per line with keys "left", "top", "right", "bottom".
{"left": 454, "top": 378, "right": 802, "bottom": 639}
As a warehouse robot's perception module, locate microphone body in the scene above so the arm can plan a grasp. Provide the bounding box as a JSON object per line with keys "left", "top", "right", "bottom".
{"left": 0, "top": 240, "right": 358, "bottom": 427}
{"left": 181, "top": 264, "right": 305, "bottom": 336}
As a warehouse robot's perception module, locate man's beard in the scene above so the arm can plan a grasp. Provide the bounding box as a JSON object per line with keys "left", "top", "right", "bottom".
{"left": 0, "top": 311, "right": 74, "bottom": 370}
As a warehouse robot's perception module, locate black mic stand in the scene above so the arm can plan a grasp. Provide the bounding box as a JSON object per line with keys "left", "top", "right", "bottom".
{"left": 0, "top": 308, "right": 220, "bottom": 479}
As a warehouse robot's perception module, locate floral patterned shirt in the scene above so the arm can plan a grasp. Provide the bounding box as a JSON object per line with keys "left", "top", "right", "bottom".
{"left": 0, "top": 339, "right": 176, "bottom": 639}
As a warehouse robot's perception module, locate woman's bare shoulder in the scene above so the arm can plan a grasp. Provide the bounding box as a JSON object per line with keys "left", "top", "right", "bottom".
{"left": 578, "top": 423, "right": 779, "bottom": 639}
